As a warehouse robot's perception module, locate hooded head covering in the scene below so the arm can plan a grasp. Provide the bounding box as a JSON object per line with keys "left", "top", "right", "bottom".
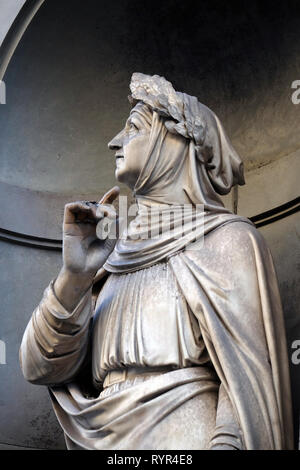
{"left": 130, "top": 73, "right": 244, "bottom": 199}
{"left": 104, "top": 73, "right": 251, "bottom": 273}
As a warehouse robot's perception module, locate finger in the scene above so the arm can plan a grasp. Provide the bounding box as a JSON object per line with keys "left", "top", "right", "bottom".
{"left": 96, "top": 204, "right": 116, "bottom": 220}
{"left": 64, "top": 202, "right": 88, "bottom": 224}
{"left": 99, "top": 186, "right": 120, "bottom": 205}
{"left": 64, "top": 202, "right": 97, "bottom": 224}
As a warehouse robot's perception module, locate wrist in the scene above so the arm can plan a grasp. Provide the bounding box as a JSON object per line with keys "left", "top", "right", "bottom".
{"left": 59, "top": 267, "right": 95, "bottom": 287}
{"left": 54, "top": 267, "right": 94, "bottom": 311}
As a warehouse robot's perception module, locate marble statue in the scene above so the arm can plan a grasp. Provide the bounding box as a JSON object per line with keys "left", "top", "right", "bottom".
{"left": 19, "top": 73, "right": 294, "bottom": 450}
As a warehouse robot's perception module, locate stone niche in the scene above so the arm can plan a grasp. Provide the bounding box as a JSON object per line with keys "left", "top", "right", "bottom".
{"left": 0, "top": 0, "right": 299, "bottom": 449}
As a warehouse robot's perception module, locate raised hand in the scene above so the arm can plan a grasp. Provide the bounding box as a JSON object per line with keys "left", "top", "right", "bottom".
{"left": 62, "top": 186, "right": 120, "bottom": 275}
{"left": 54, "top": 186, "right": 120, "bottom": 311}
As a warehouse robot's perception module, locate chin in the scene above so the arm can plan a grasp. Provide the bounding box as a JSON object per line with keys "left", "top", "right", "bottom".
{"left": 115, "top": 169, "right": 136, "bottom": 190}
{"left": 115, "top": 168, "right": 125, "bottom": 183}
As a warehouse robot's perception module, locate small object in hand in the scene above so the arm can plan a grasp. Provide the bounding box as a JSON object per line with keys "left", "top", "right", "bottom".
{"left": 84, "top": 201, "right": 98, "bottom": 206}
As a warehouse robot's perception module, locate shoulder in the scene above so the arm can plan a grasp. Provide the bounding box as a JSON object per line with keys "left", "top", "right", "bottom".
{"left": 212, "top": 220, "right": 266, "bottom": 248}
{"left": 185, "top": 219, "right": 269, "bottom": 272}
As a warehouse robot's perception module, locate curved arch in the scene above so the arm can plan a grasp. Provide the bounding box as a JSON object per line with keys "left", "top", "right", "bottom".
{"left": 0, "top": 0, "right": 45, "bottom": 80}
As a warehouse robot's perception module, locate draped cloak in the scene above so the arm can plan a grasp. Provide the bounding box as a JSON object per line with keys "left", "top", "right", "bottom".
{"left": 20, "top": 96, "right": 294, "bottom": 449}
{"left": 103, "top": 101, "right": 294, "bottom": 449}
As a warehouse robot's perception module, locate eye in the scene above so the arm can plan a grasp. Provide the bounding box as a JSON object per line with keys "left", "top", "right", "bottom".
{"left": 129, "top": 121, "right": 138, "bottom": 131}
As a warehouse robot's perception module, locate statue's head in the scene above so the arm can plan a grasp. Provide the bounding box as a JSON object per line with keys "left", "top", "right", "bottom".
{"left": 108, "top": 73, "right": 245, "bottom": 205}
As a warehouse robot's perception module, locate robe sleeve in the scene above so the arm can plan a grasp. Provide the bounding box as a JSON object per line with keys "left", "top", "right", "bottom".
{"left": 19, "top": 280, "right": 93, "bottom": 386}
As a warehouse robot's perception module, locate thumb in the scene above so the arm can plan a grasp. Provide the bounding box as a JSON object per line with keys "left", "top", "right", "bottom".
{"left": 99, "top": 186, "right": 120, "bottom": 205}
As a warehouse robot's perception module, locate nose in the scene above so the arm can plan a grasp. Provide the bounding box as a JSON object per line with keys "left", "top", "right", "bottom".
{"left": 108, "top": 129, "right": 125, "bottom": 150}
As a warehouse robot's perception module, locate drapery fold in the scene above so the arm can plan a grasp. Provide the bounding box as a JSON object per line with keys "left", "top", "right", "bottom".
{"left": 20, "top": 219, "right": 294, "bottom": 449}
{"left": 169, "top": 222, "right": 294, "bottom": 449}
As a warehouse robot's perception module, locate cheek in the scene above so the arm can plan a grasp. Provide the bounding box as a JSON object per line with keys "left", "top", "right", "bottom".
{"left": 124, "top": 133, "right": 149, "bottom": 171}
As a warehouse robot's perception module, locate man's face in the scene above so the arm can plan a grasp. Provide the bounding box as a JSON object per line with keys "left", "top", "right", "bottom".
{"left": 108, "top": 105, "right": 151, "bottom": 189}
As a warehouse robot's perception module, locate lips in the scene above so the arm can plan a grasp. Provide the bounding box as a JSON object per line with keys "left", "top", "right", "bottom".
{"left": 115, "top": 153, "right": 124, "bottom": 160}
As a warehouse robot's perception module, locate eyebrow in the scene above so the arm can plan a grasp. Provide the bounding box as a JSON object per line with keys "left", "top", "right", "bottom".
{"left": 129, "top": 111, "right": 141, "bottom": 120}
{"left": 126, "top": 113, "right": 142, "bottom": 126}
{"left": 127, "top": 110, "right": 152, "bottom": 128}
